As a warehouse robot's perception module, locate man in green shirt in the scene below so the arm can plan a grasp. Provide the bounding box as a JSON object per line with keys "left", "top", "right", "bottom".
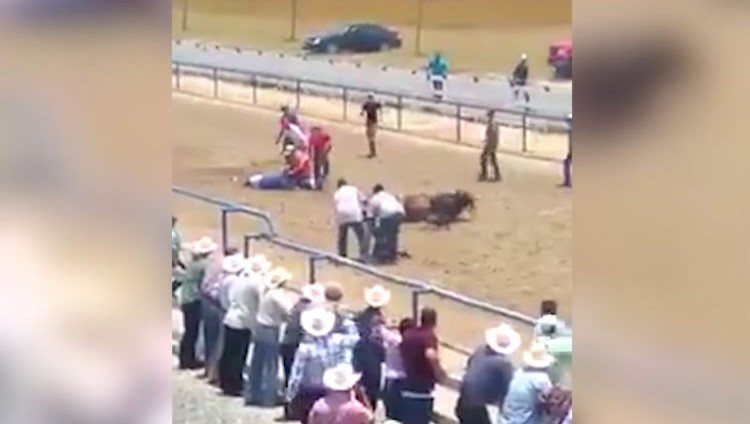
{"left": 178, "top": 236, "right": 217, "bottom": 370}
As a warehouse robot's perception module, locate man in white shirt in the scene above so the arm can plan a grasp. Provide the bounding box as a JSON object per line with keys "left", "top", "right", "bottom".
{"left": 333, "top": 178, "right": 368, "bottom": 261}
{"left": 368, "top": 183, "right": 405, "bottom": 264}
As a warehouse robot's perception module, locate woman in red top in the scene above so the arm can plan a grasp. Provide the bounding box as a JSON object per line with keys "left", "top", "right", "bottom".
{"left": 308, "top": 126, "right": 332, "bottom": 189}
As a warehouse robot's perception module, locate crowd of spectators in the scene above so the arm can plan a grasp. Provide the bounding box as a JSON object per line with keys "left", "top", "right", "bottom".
{"left": 172, "top": 217, "right": 573, "bottom": 424}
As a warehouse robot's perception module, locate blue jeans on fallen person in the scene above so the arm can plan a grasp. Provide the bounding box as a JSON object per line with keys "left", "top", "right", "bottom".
{"left": 245, "top": 325, "right": 281, "bottom": 407}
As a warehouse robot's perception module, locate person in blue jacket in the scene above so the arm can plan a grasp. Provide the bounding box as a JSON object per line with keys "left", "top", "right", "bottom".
{"left": 426, "top": 52, "right": 449, "bottom": 100}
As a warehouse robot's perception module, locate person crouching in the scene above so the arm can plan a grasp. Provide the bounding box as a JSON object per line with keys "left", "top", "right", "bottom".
{"left": 283, "top": 145, "right": 314, "bottom": 190}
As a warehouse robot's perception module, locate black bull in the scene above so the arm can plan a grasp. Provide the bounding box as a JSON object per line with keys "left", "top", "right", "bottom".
{"left": 402, "top": 191, "right": 476, "bottom": 227}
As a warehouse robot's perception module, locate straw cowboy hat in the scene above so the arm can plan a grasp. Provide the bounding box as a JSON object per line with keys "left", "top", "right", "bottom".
{"left": 246, "top": 254, "right": 272, "bottom": 274}
{"left": 300, "top": 307, "right": 336, "bottom": 338}
{"left": 485, "top": 323, "right": 522, "bottom": 355}
{"left": 522, "top": 342, "right": 556, "bottom": 369}
{"left": 301, "top": 283, "right": 326, "bottom": 304}
{"left": 191, "top": 237, "right": 217, "bottom": 255}
{"left": 364, "top": 285, "right": 392, "bottom": 308}
{"left": 322, "top": 363, "right": 362, "bottom": 392}
{"left": 222, "top": 254, "right": 246, "bottom": 274}
{"left": 266, "top": 267, "right": 292, "bottom": 288}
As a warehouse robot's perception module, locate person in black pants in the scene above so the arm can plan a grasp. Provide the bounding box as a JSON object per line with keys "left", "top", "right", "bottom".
{"left": 178, "top": 300, "right": 203, "bottom": 369}
{"left": 479, "top": 110, "right": 501, "bottom": 182}
{"left": 218, "top": 325, "right": 252, "bottom": 397}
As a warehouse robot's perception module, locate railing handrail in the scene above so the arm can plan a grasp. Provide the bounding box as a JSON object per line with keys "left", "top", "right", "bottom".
{"left": 171, "top": 60, "right": 569, "bottom": 123}
{"left": 174, "top": 186, "right": 545, "bottom": 328}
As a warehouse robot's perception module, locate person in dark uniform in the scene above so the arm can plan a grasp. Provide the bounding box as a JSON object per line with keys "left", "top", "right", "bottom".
{"left": 511, "top": 54, "right": 530, "bottom": 103}
{"left": 479, "top": 110, "right": 502, "bottom": 182}
{"left": 360, "top": 93, "right": 382, "bottom": 159}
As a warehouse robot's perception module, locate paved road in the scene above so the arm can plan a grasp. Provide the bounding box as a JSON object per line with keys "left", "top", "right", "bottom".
{"left": 172, "top": 40, "right": 572, "bottom": 117}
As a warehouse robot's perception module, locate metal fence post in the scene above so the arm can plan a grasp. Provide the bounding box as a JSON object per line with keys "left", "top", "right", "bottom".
{"left": 397, "top": 96, "right": 403, "bottom": 130}
{"left": 411, "top": 290, "right": 421, "bottom": 321}
{"left": 455, "top": 104, "right": 462, "bottom": 142}
{"left": 175, "top": 64, "right": 181, "bottom": 90}
{"left": 252, "top": 74, "right": 258, "bottom": 104}
{"left": 220, "top": 208, "right": 229, "bottom": 254}
{"left": 342, "top": 87, "right": 349, "bottom": 120}
{"left": 212, "top": 68, "right": 219, "bottom": 98}
{"left": 308, "top": 255, "right": 317, "bottom": 284}
{"left": 522, "top": 108, "right": 529, "bottom": 153}
{"left": 243, "top": 234, "right": 251, "bottom": 258}
{"left": 295, "top": 80, "right": 301, "bottom": 109}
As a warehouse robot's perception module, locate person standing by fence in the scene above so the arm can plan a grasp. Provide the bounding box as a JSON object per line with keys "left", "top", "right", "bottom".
{"left": 333, "top": 179, "right": 368, "bottom": 261}
{"left": 360, "top": 93, "right": 382, "bottom": 159}
{"left": 309, "top": 126, "right": 332, "bottom": 190}
{"left": 178, "top": 237, "right": 217, "bottom": 370}
{"left": 426, "top": 51, "right": 449, "bottom": 100}
{"left": 479, "top": 110, "right": 502, "bottom": 182}
{"left": 399, "top": 307, "right": 447, "bottom": 424}
{"left": 352, "top": 285, "right": 391, "bottom": 411}
{"left": 246, "top": 267, "right": 295, "bottom": 407}
{"left": 560, "top": 114, "right": 572, "bottom": 188}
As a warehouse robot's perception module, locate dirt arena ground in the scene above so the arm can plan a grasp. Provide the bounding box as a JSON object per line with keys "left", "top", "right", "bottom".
{"left": 172, "top": 0, "right": 571, "bottom": 73}
{"left": 173, "top": 92, "right": 570, "bottom": 349}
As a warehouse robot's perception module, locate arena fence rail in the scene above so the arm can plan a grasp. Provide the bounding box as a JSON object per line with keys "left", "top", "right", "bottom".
{"left": 171, "top": 61, "right": 573, "bottom": 162}
{"left": 174, "top": 185, "right": 542, "bottom": 333}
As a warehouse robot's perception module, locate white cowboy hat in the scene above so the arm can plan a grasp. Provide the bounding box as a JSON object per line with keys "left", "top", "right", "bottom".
{"left": 283, "top": 144, "right": 296, "bottom": 156}
{"left": 191, "top": 237, "right": 217, "bottom": 254}
{"left": 521, "top": 53, "right": 528, "bottom": 60}
{"left": 222, "top": 254, "right": 246, "bottom": 274}
{"left": 364, "top": 285, "right": 392, "bottom": 308}
{"left": 322, "top": 363, "right": 362, "bottom": 392}
{"left": 300, "top": 307, "right": 336, "bottom": 338}
{"left": 246, "top": 254, "right": 272, "bottom": 274}
{"left": 301, "top": 283, "right": 326, "bottom": 304}
{"left": 485, "top": 323, "right": 522, "bottom": 355}
{"left": 522, "top": 342, "right": 556, "bottom": 369}
{"left": 266, "top": 267, "right": 292, "bottom": 288}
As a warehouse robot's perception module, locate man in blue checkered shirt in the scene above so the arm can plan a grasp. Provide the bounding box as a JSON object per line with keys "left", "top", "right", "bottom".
{"left": 286, "top": 307, "right": 360, "bottom": 421}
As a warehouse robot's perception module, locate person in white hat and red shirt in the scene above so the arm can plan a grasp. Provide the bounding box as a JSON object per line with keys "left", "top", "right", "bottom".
{"left": 353, "top": 285, "right": 391, "bottom": 410}
{"left": 499, "top": 342, "right": 555, "bottom": 424}
{"left": 307, "top": 363, "right": 374, "bottom": 424}
{"left": 455, "top": 323, "right": 521, "bottom": 424}
{"left": 178, "top": 236, "right": 217, "bottom": 370}
{"left": 286, "top": 307, "right": 361, "bottom": 424}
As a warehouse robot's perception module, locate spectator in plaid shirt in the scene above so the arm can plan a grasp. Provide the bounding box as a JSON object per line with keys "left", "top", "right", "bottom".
{"left": 286, "top": 307, "right": 360, "bottom": 424}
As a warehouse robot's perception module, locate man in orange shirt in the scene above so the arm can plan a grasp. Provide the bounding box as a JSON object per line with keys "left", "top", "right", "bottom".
{"left": 308, "top": 126, "right": 332, "bottom": 190}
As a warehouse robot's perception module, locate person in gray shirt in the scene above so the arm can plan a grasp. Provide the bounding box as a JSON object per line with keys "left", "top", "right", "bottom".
{"left": 455, "top": 324, "right": 520, "bottom": 424}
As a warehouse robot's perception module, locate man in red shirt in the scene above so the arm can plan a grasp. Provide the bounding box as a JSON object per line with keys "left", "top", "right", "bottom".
{"left": 308, "top": 126, "right": 332, "bottom": 190}
{"left": 399, "top": 308, "right": 446, "bottom": 424}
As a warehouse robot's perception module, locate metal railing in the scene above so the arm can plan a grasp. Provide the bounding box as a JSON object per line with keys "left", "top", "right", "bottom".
{"left": 173, "top": 185, "right": 541, "bottom": 338}
{"left": 171, "top": 60, "right": 572, "bottom": 162}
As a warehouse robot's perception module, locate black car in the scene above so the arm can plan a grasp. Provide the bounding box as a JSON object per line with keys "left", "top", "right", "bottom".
{"left": 303, "top": 23, "right": 402, "bottom": 54}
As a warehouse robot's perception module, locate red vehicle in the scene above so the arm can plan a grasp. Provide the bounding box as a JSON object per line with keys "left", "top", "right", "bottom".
{"left": 548, "top": 39, "right": 572, "bottom": 80}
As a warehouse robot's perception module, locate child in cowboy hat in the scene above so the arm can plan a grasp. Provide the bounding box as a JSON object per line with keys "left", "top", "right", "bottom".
{"left": 287, "top": 307, "right": 361, "bottom": 424}
{"left": 307, "top": 363, "right": 374, "bottom": 424}
{"left": 246, "top": 267, "right": 295, "bottom": 407}
{"left": 500, "top": 342, "right": 555, "bottom": 424}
